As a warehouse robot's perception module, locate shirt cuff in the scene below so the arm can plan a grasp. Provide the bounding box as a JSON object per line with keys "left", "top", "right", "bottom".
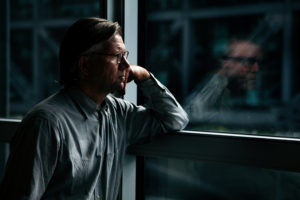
{"left": 137, "top": 72, "right": 166, "bottom": 93}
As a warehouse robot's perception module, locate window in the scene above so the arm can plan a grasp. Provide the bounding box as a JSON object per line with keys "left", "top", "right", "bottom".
{"left": 139, "top": 0, "right": 300, "bottom": 138}
{"left": 1, "top": 1, "right": 300, "bottom": 199}
{"left": 0, "top": 0, "right": 103, "bottom": 118}
{"left": 0, "top": 0, "right": 104, "bottom": 184}
{"left": 137, "top": 1, "right": 300, "bottom": 199}
{"left": 143, "top": 157, "right": 300, "bottom": 200}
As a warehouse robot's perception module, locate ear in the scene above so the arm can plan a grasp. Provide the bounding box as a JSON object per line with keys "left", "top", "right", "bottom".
{"left": 78, "top": 56, "right": 89, "bottom": 76}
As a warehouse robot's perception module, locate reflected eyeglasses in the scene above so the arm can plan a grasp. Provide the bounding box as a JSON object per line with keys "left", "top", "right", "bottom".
{"left": 223, "top": 56, "right": 262, "bottom": 66}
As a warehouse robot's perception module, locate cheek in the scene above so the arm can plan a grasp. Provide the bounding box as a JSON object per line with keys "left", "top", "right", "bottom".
{"left": 86, "top": 65, "right": 108, "bottom": 82}
{"left": 102, "top": 65, "right": 120, "bottom": 82}
{"left": 87, "top": 58, "right": 105, "bottom": 74}
{"left": 237, "top": 65, "right": 249, "bottom": 76}
{"left": 103, "top": 58, "right": 119, "bottom": 72}
{"left": 88, "top": 65, "right": 104, "bottom": 78}
{"left": 87, "top": 58, "right": 119, "bottom": 80}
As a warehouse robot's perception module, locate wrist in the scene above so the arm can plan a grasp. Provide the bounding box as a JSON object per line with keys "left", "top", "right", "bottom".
{"left": 134, "top": 72, "right": 150, "bottom": 84}
{"left": 132, "top": 66, "right": 150, "bottom": 83}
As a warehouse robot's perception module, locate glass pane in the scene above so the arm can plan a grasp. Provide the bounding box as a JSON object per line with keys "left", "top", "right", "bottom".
{"left": 39, "top": 0, "right": 100, "bottom": 19}
{"left": 188, "top": 0, "right": 282, "bottom": 8}
{"left": 11, "top": 0, "right": 33, "bottom": 20}
{"left": 292, "top": 11, "right": 300, "bottom": 133}
{"left": 144, "top": 157, "right": 300, "bottom": 199}
{"left": 147, "top": 0, "right": 182, "bottom": 12}
{"left": 145, "top": 21, "right": 183, "bottom": 102}
{"left": 38, "top": 28, "right": 65, "bottom": 97}
{"left": 10, "top": 29, "right": 34, "bottom": 117}
{"left": 141, "top": 0, "right": 300, "bottom": 138}
{"left": 185, "top": 15, "right": 284, "bottom": 134}
{"left": 2, "top": 1, "right": 102, "bottom": 118}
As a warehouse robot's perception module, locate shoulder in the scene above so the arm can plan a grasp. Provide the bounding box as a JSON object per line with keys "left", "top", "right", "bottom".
{"left": 105, "top": 94, "right": 137, "bottom": 114}
{"left": 24, "top": 90, "right": 73, "bottom": 126}
{"left": 11, "top": 92, "right": 67, "bottom": 144}
{"left": 106, "top": 94, "right": 129, "bottom": 109}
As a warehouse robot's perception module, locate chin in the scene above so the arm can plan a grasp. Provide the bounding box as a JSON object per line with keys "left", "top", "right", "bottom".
{"left": 111, "top": 83, "right": 124, "bottom": 93}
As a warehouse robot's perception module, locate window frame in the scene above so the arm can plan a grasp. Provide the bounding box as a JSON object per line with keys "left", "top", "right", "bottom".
{"left": 0, "top": 0, "right": 106, "bottom": 118}
{"left": 2, "top": 1, "right": 300, "bottom": 200}
{"left": 133, "top": 0, "right": 300, "bottom": 199}
{"left": 2, "top": 119, "right": 300, "bottom": 199}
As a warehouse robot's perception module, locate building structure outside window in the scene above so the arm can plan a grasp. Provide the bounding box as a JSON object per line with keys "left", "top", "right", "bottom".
{"left": 2, "top": 1, "right": 300, "bottom": 199}
{"left": 0, "top": 0, "right": 103, "bottom": 183}
{"left": 0, "top": 0, "right": 102, "bottom": 118}
{"left": 137, "top": 0, "right": 300, "bottom": 199}
{"left": 140, "top": 0, "right": 300, "bottom": 138}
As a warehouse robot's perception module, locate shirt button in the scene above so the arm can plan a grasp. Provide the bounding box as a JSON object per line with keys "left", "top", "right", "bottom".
{"left": 82, "top": 156, "right": 89, "bottom": 161}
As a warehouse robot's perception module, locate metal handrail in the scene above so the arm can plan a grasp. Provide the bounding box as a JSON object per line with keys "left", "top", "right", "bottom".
{"left": 127, "top": 130, "right": 300, "bottom": 173}
{"left": 0, "top": 118, "right": 21, "bottom": 143}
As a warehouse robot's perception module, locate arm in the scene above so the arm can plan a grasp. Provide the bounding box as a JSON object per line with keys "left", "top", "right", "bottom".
{"left": 184, "top": 73, "right": 230, "bottom": 119}
{"left": 124, "top": 65, "right": 189, "bottom": 145}
{"left": 0, "top": 115, "right": 60, "bottom": 200}
{"left": 128, "top": 64, "right": 151, "bottom": 83}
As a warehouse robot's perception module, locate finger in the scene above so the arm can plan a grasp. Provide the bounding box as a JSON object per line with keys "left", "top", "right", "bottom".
{"left": 126, "top": 66, "right": 134, "bottom": 83}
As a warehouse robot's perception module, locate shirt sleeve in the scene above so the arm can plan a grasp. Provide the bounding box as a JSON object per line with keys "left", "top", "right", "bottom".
{"left": 124, "top": 73, "right": 189, "bottom": 145}
{"left": 184, "top": 73, "right": 229, "bottom": 118}
{"left": 0, "top": 115, "right": 61, "bottom": 200}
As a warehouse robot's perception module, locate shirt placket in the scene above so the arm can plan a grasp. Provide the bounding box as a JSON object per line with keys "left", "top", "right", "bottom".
{"left": 94, "top": 110, "right": 107, "bottom": 200}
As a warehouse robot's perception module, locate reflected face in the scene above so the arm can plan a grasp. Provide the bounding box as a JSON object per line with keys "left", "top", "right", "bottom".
{"left": 223, "top": 41, "right": 262, "bottom": 90}
{"left": 84, "top": 34, "right": 130, "bottom": 93}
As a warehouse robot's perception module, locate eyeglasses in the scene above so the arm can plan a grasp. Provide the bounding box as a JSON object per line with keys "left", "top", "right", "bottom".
{"left": 89, "top": 51, "right": 129, "bottom": 64}
{"left": 223, "top": 56, "right": 262, "bottom": 66}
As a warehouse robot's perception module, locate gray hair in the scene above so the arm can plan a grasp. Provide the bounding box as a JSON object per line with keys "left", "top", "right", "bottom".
{"left": 59, "top": 17, "right": 122, "bottom": 86}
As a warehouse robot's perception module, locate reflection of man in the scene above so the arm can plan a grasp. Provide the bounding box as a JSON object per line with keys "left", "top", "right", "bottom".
{"left": 185, "top": 39, "right": 262, "bottom": 120}
{"left": 0, "top": 17, "right": 188, "bottom": 199}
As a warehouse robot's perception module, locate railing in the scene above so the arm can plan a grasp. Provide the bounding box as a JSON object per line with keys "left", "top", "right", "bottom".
{"left": 2, "top": 118, "right": 300, "bottom": 199}
{"left": 127, "top": 130, "right": 300, "bottom": 173}
{"left": 127, "top": 130, "right": 300, "bottom": 199}
{"left": 0, "top": 118, "right": 20, "bottom": 143}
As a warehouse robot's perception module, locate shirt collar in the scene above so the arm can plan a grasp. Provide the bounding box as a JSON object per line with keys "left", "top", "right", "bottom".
{"left": 65, "top": 87, "right": 108, "bottom": 119}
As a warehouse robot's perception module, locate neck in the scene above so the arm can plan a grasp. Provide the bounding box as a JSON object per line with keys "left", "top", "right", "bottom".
{"left": 74, "top": 81, "right": 108, "bottom": 106}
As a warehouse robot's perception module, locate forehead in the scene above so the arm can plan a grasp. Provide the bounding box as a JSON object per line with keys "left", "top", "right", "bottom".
{"left": 104, "top": 34, "right": 125, "bottom": 52}
{"left": 229, "top": 42, "right": 262, "bottom": 58}
{"left": 83, "top": 34, "right": 125, "bottom": 54}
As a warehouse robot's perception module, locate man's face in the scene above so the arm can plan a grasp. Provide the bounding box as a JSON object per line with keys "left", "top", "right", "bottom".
{"left": 222, "top": 41, "right": 262, "bottom": 90}
{"left": 83, "top": 34, "right": 130, "bottom": 93}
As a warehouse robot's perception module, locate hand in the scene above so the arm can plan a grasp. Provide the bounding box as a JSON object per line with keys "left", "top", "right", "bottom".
{"left": 118, "top": 65, "right": 150, "bottom": 96}
{"left": 126, "top": 65, "right": 150, "bottom": 83}
{"left": 218, "top": 61, "right": 242, "bottom": 78}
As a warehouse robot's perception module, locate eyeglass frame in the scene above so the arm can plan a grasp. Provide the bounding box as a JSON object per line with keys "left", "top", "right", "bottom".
{"left": 222, "top": 56, "right": 262, "bottom": 66}
{"left": 85, "top": 51, "right": 129, "bottom": 64}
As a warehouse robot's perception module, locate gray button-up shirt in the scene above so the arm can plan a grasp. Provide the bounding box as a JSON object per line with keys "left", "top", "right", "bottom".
{"left": 0, "top": 75, "right": 188, "bottom": 200}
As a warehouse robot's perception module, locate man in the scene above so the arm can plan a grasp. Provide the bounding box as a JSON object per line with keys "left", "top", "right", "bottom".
{"left": 0, "top": 17, "right": 188, "bottom": 200}
{"left": 185, "top": 39, "right": 262, "bottom": 121}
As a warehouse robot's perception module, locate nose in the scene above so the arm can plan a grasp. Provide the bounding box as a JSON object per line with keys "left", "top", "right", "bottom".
{"left": 251, "top": 62, "right": 259, "bottom": 72}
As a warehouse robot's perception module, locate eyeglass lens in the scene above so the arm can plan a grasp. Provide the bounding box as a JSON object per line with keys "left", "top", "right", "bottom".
{"left": 117, "top": 51, "right": 129, "bottom": 63}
